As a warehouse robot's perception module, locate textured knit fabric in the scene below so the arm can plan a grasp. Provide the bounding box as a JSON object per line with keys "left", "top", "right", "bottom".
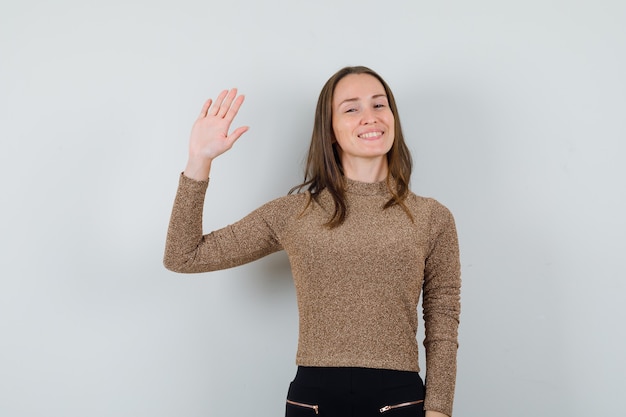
{"left": 164, "top": 174, "right": 461, "bottom": 416}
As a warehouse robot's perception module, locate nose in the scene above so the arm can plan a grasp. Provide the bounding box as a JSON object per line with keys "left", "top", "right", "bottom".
{"left": 361, "top": 107, "right": 377, "bottom": 124}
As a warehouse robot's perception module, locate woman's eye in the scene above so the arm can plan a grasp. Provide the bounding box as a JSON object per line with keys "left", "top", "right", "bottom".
{"left": 374, "top": 103, "right": 386, "bottom": 108}
{"left": 345, "top": 108, "right": 357, "bottom": 113}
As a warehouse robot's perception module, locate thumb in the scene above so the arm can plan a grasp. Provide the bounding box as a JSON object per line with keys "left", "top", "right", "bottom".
{"left": 227, "top": 126, "right": 250, "bottom": 146}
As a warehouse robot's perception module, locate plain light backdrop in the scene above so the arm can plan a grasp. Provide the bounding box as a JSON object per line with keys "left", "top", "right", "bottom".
{"left": 1, "top": 1, "right": 625, "bottom": 416}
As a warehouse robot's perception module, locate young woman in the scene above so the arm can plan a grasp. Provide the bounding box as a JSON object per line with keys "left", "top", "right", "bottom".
{"left": 164, "top": 66, "right": 461, "bottom": 417}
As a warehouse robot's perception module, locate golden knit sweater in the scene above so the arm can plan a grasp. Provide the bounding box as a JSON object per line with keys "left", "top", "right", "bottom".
{"left": 164, "top": 174, "right": 461, "bottom": 416}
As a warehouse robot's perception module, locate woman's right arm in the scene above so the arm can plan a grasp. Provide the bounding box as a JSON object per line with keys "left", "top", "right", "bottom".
{"left": 163, "top": 89, "right": 251, "bottom": 272}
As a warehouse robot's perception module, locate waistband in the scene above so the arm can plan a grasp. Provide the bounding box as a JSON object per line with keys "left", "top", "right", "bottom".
{"left": 293, "top": 366, "right": 422, "bottom": 392}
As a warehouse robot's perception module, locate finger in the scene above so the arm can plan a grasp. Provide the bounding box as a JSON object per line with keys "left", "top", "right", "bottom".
{"left": 227, "top": 126, "right": 249, "bottom": 145}
{"left": 198, "top": 99, "right": 212, "bottom": 118}
{"left": 224, "top": 94, "right": 245, "bottom": 122}
{"left": 209, "top": 90, "right": 228, "bottom": 116}
{"left": 217, "top": 88, "right": 237, "bottom": 118}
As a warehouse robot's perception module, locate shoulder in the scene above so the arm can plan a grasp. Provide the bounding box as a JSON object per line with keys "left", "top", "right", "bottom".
{"left": 406, "top": 191, "right": 454, "bottom": 219}
{"left": 252, "top": 191, "right": 311, "bottom": 219}
{"left": 405, "top": 192, "right": 458, "bottom": 240}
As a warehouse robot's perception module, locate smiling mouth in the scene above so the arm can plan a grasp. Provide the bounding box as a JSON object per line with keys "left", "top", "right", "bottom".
{"left": 358, "top": 131, "right": 384, "bottom": 139}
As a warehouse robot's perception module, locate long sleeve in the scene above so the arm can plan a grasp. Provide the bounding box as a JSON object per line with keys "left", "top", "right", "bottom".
{"left": 163, "top": 174, "right": 462, "bottom": 414}
{"left": 163, "top": 174, "right": 284, "bottom": 273}
{"left": 422, "top": 204, "right": 461, "bottom": 416}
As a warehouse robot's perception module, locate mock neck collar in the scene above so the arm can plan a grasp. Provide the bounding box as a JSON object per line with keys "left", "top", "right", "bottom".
{"left": 344, "top": 177, "right": 390, "bottom": 196}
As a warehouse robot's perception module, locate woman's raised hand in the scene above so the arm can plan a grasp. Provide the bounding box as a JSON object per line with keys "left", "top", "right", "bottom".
{"left": 184, "top": 89, "right": 249, "bottom": 180}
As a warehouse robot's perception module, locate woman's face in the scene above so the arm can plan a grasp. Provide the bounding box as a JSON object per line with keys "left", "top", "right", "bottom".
{"left": 331, "top": 73, "right": 395, "bottom": 167}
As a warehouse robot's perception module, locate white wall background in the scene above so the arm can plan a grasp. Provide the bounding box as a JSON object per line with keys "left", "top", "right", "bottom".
{"left": 1, "top": 1, "right": 625, "bottom": 416}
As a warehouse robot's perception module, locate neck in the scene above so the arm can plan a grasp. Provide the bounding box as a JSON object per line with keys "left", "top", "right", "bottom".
{"left": 340, "top": 155, "right": 389, "bottom": 183}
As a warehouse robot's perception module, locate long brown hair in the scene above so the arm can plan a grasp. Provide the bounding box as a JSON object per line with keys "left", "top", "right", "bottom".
{"left": 290, "top": 66, "right": 413, "bottom": 228}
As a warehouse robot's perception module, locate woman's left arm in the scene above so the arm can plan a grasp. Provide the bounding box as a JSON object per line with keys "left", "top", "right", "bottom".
{"left": 422, "top": 203, "right": 461, "bottom": 417}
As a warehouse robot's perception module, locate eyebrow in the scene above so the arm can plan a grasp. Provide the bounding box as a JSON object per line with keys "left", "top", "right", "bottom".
{"left": 337, "top": 94, "right": 388, "bottom": 107}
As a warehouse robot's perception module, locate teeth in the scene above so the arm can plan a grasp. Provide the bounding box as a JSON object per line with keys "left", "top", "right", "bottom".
{"left": 359, "top": 131, "right": 382, "bottom": 139}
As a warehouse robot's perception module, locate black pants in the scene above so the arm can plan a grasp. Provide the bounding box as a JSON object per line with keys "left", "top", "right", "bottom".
{"left": 285, "top": 367, "right": 425, "bottom": 417}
